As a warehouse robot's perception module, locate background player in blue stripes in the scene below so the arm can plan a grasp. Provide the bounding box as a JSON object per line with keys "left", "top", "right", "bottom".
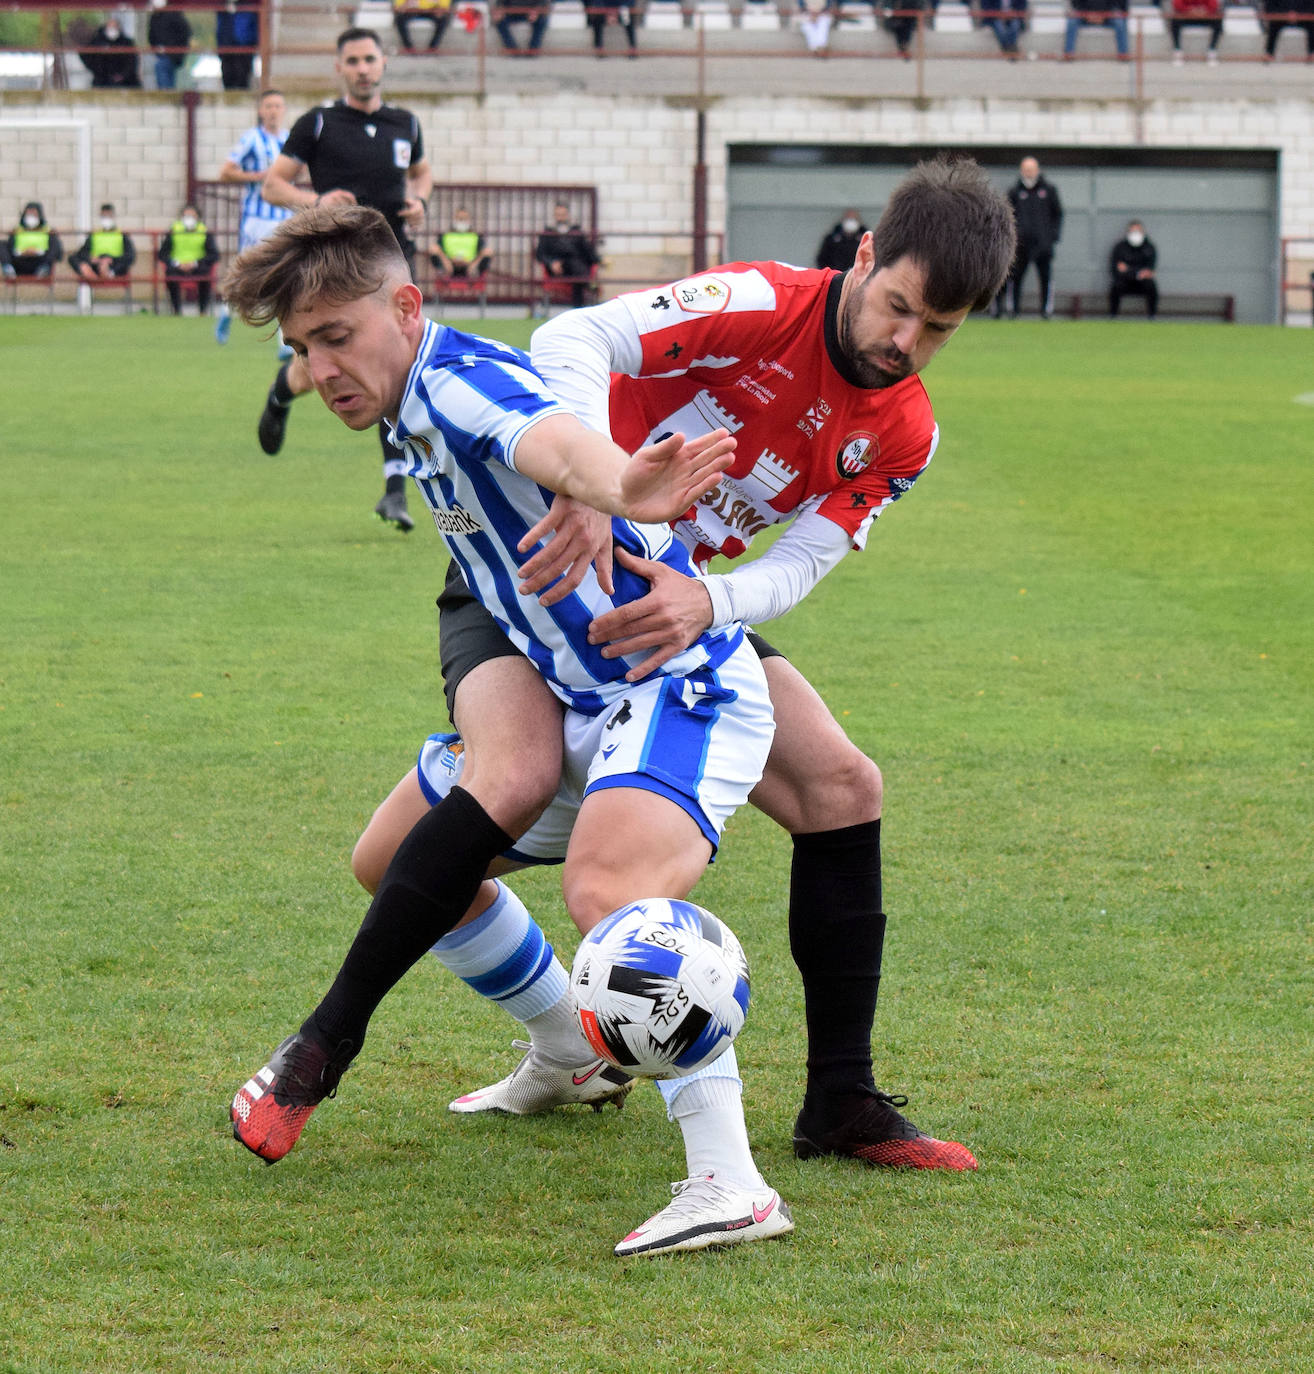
{"left": 223, "top": 204, "right": 793, "bottom": 1256}
{"left": 214, "top": 89, "right": 292, "bottom": 346}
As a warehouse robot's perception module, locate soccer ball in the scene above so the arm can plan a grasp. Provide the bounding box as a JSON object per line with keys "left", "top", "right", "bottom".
{"left": 571, "top": 897, "right": 750, "bottom": 1080}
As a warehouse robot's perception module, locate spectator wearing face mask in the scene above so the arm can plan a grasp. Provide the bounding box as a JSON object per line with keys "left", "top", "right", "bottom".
{"left": 2, "top": 202, "right": 63, "bottom": 279}
{"left": 431, "top": 208, "right": 493, "bottom": 280}
{"left": 69, "top": 203, "right": 136, "bottom": 281}
{"left": 1108, "top": 220, "right": 1158, "bottom": 319}
{"left": 815, "top": 209, "right": 869, "bottom": 271}
{"left": 535, "top": 201, "right": 600, "bottom": 307}
{"left": 158, "top": 203, "right": 220, "bottom": 314}
{"left": 79, "top": 16, "right": 143, "bottom": 88}
{"left": 995, "top": 155, "right": 1063, "bottom": 319}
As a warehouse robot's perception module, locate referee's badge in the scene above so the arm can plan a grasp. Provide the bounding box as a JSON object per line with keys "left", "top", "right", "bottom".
{"left": 393, "top": 139, "right": 412, "bottom": 169}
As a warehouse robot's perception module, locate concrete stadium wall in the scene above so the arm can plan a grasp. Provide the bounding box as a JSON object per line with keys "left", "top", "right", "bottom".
{"left": 1, "top": 87, "right": 1310, "bottom": 280}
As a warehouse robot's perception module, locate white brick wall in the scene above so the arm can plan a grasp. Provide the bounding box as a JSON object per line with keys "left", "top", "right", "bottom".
{"left": 1, "top": 87, "right": 1311, "bottom": 238}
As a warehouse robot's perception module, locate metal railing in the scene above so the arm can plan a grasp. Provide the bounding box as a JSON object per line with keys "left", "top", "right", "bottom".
{"left": 2, "top": 0, "right": 1308, "bottom": 102}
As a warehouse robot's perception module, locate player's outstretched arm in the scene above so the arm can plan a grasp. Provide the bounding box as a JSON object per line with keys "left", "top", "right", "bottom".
{"left": 514, "top": 415, "right": 733, "bottom": 526}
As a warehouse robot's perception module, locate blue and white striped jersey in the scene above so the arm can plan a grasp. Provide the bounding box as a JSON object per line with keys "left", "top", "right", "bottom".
{"left": 389, "top": 320, "right": 746, "bottom": 715}
{"left": 227, "top": 125, "right": 293, "bottom": 227}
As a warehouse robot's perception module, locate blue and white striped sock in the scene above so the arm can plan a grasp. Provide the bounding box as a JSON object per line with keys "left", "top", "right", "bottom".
{"left": 430, "top": 881, "right": 586, "bottom": 1065}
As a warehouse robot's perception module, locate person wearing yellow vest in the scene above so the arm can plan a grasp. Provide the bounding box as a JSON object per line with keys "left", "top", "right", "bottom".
{"left": 157, "top": 203, "right": 220, "bottom": 314}
{"left": 69, "top": 202, "right": 137, "bottom": 282}
{"left": 1, "top": 201, "right": 63, "bottom": 279}
{"left": 430, "top": 207, "right": 492, "bottom": 281}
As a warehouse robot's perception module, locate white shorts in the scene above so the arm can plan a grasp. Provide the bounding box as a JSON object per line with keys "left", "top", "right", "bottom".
{"left": 239, "top": 214, "right": 292, "bottom": 253}
{"left": 416, "top": 639, "right": 773, "bottom": 865}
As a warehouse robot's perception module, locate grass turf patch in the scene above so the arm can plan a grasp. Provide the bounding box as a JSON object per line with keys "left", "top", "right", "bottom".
{"left": 1, "top": 313, "right": 1311, "bottom": 1372}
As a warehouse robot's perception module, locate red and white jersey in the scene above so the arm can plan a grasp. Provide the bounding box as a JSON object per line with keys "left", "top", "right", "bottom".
{"left": 605, "top": 261, "right": 939, "bottom": 567}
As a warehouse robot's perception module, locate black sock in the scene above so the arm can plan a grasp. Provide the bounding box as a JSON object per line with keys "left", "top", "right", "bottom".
{"left": 304, "top": 786, "right": 511, "bottom": 1050}
{"left": 378, "top": 423, "right": 407, "bottom": 496}
{"left": 270, "top": 362, "right": 295, "bottom": 407}
{"left": 788, "top": 819, "right": 884, "bottom": 1118}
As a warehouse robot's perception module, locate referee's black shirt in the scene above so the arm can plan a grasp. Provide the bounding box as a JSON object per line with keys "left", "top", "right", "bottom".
{"left": 283, "top": 100, "right": 424, "bottom": 247}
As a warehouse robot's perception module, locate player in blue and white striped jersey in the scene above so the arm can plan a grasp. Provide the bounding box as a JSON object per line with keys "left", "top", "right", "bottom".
{"left": 221, "top": 204, "right": 793, "bottom": 1255}
{"left": 392, "top": 319, "right": 747, "bottom": 714}
{"left": 220, "top": 89, "right": 293, "bottom": 250}
{"left": 214, "top": 89, "right": 292, "bottom": 344}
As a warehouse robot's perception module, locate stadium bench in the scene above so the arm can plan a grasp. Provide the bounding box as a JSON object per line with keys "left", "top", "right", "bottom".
{"left": 1055, "top": 289, "right": 1236, "bottom": 320}
{"left": 2, "top": 273, "right": 56, "bottom": 313}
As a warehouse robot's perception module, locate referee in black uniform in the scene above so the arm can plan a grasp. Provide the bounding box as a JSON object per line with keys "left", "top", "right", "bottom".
{"left": 255, "top": 27, "right": 432, "bottom": 531}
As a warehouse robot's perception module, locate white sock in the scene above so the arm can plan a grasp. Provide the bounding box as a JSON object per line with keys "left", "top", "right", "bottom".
{"left": 382, "top": 455, "right": 409, "bottom": 481}
{"left": 429, "top": 881, "right": 588, "bottom": 1066}
{"left": 656, "top": 1047, "right": 762, "bottom": 1189}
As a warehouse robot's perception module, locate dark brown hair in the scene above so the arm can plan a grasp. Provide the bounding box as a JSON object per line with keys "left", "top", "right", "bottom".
{"left": 869, "top": 156, "right": 1017, "bottom": 313}
{"left": 221, "top": 204, "right": 407, "bottom": 327}
{"left": 337, "top": 26, "right": 382, "bottom": 51}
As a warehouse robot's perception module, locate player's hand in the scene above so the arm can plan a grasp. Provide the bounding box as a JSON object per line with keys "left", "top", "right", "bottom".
{"left": 517, "top": 495, "right": 615, "bottom": 605}
{"left": 400, "top": 197, "right": 427, "bottom": 229}
{"left": 587, "top": 547, "right": 714, "bottom": 681}
{"left": 318, "top": 189, "right": 357, "bottom": 209}
{"left": 619, "top": 429, "right": 734, "bottom": 526}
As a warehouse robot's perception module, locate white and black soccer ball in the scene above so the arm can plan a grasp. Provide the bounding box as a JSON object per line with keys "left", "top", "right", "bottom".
{"left": 571, "top": 897, "right": 750, "bottom": 1080}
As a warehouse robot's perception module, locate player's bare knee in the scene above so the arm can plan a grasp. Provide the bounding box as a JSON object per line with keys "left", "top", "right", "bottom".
{"left": 793, "top": 744, "right": 881, "bottom": 830}
{"left": 461, "top": 751, "right": 558, "bottom": 837}
{"left": 561, "top": 867, "right": 621, "bottom": 936}
{"left": 842, "top": 748, "right": 883, "bottom": 819}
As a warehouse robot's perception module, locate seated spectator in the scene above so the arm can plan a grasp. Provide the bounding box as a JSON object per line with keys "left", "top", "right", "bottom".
{"left": 1063, "top": 0, "right": 1130, "bottom": 58}
{"left": 980, "top": 0, "right": 1029, "bottom": 58}
{"left": 535, "top": 201, "right": 600, "bottom": 307}
{"left": 1, "top": 202, "right": 63, "bottom": 279}
{"left": 880, "top": 0, "right": 931, "bottom": 58}
{"left": 815, "top": 209, "right": 868, "bottom": 271}
{"left": 588, "top": 0, "right": 638, "bottom": 56}
{"left": 1108, "top": 220, "right": 1158, "bottom": 318}
{"left": 1166, "top": 0, "right": 1222, "bottom": 62}
{"left": 80, "top": 16, "right": 143, "bottom": 88}
{"left": 492, "top": 1, "right": 549, "bottom": 52}
{"left": 158, "top": 204, "right": 219, "bottom": 315}
{"left": 1261, "top": 0, "right": 1314, "bottom": 58}
{"left": 147, "top": 0, "right": 192, "bottom": 90}
{"left": 216, "top": 2, "right": 260, "bottom": 90}
{"left": 431, "top": 208, "right": 493, "bottom": 280}
{"left": 69, "top": 203, "right": 136, "bottom": 282}
{"left": 394, "top": 0, "right": 452, "bottom": 51}
{"left": 798, "top": 0, "right": 835, "bottom": 57}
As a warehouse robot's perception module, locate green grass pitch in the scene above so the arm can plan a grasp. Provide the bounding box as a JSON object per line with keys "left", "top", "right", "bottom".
{"left": 1, "top": 310, "right": 1311, "bottom": 1372}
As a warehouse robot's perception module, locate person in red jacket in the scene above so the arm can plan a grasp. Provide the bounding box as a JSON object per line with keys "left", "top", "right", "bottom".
{"left": 1168, "top": 0, "right": 1223, "bottom": 62}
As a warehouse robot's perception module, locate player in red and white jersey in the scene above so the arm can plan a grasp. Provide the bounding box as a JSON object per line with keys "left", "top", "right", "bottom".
{"left": 346, "top": 158, "right": 1017, "bottom": 1204}
{"left": 534, "top": 257, "right": 940, "bottom": 655}
{"left": 605, "top": 260, "right": 937, "bottom": 568}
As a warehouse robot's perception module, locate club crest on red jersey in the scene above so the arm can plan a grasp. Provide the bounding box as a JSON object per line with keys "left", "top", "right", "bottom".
{"left": 674, "top": 276, "right": 731, "bottom": 314}
{"left": 835, "top": 431, "right": 878, "bottom": 480}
